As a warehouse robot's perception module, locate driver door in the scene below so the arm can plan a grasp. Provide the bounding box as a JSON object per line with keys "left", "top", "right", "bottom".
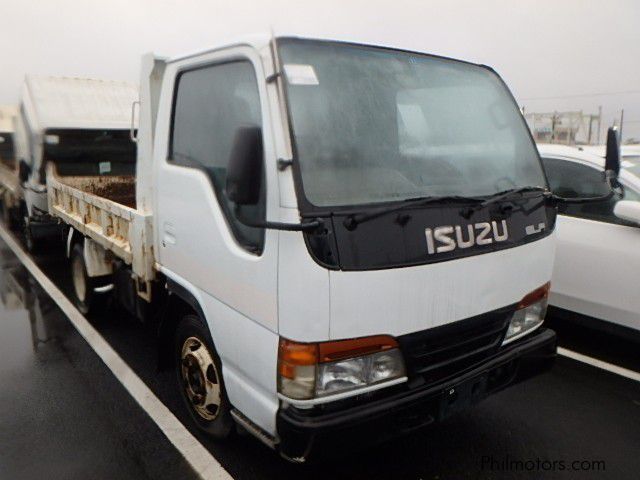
{"left": 155, "top": 48, "right": 280, "bottom": 329}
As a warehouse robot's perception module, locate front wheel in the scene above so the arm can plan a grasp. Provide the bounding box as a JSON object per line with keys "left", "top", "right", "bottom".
{"left": 175, "top": 314, "right": 233, "bottom": 439}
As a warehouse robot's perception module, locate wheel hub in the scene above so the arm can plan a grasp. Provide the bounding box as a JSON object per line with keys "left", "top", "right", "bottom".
{"left": 180, "top": 336, "right": 221, "bottom": 420}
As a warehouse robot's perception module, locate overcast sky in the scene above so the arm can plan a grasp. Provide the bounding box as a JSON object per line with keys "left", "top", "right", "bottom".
{"left": 2, "top": 0, "right": 639, "bottom": 141}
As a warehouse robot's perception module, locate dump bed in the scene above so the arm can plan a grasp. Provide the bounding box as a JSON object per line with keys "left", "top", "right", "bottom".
{"left": 56, "top": 174, "right": 136, "bottom": 209}
{"left": 44, "top": 60, "right": 161, "bottom": 291}
{"left": 46, "top": 164, "right": 154, "bottom": 284}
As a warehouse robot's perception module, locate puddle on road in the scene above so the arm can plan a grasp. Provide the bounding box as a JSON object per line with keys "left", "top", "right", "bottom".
{"left": 0, "top": 247, "right": 70, "bottom": 369}
{"left": 0, "top": 245, "right": 157, "bottom": 480}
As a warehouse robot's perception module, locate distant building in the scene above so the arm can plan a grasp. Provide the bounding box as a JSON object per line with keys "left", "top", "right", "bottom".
{"left": 524, "top": 110, "right": 602, "bottom": 145}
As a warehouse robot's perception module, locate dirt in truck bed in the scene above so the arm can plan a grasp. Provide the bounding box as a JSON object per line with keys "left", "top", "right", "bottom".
{"left": 59, "top": 175, "right": 137, "bottom": 209}
{"left": 92, "top": 181, "right": 136, "bottom": 209}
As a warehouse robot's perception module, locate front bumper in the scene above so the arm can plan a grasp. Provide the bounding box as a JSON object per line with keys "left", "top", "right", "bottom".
{"left": 276, "top": 328, "right": 556, "bottom": 462}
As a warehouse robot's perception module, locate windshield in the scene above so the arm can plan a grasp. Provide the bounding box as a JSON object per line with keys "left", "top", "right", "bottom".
{"left": 278, "top": 39, "right": 547, "bottom": 208}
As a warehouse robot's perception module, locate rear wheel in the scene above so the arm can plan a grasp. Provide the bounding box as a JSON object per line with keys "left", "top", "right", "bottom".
{"left": 70, "top": 242, "right": 97, "bottom": 314}
{"left": 175, "top": 314, "right": 233, "bottom": 439}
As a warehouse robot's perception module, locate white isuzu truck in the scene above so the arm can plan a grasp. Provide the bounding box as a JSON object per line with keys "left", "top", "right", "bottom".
{"left": 45, "top": 35, "right": 620, "bottom": 461}
{"left": 15, "top": 76, "right": 138, "bottom": 251}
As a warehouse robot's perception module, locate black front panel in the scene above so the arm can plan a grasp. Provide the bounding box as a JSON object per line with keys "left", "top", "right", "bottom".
{"left": 304, "top": 195, "right": 556, "bottom": 271}
{"left": 397, "top": 305, "right": 513, "bottom": 385}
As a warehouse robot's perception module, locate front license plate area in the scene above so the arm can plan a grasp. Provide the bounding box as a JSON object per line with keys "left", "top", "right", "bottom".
{"left": 439, "top": 374, "right": 488, "bottom": 420}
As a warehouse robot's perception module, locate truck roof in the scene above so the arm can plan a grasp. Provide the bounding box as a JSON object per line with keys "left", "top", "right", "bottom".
{"left": 165, "top": 33, "right": 272, "bottom": 64}
{"left": 0, "top": 105, "right": 17, "bottom": 133}
{"left": 161, "top": 34, "right": 480, "bottom": 67}
{"left": 22, "top": 76, "right": 138, "bottom": 132}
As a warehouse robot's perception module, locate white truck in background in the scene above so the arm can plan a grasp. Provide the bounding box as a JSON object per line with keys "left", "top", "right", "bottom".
{"left": 14, "top": 76, "right": 138, "bottom": 251}
{"left": 44, "top": 35, "right": 620, "bottom": 461}
{"left": 0, "top": 105, "right": 21, "bottom": 227}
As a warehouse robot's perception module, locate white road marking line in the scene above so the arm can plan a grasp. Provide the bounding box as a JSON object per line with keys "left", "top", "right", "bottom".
{"left": 558, "top": 347, "right": 640, "bottom": 383}
{"left": 0, "top": 224, "right": 232, "bottom": 480}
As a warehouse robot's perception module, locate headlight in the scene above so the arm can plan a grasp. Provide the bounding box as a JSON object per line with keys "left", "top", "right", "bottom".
{"left": 503, "top": 282, "right": 550, "bottom": 345}
{"left": 278, "top": 335, "right": 406, "bottom": 401}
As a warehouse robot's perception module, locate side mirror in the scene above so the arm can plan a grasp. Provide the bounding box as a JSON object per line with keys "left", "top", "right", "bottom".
{"left": 614, "top": 200, "right": 640, "bottom": 225}
{"left": 18, "top": 160, "right": 31, "bottom": 183}
{"left": 604, "top": 126, "right": 621, "bottom": 179}
{"left": 552, "top": 126, "right": 623, "bottom": 206}
{"left": 226, "top": 125, "right": 263, "bottom": 206}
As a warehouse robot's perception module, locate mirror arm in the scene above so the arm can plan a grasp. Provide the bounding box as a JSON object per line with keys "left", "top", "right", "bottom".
{"left": 234, "top": 208, "right": 323, "bottom": 232}
{"left": 553, "top": 171, "right": 619, "bottom": 204}
{"left": 553, "top": 190, "right": 614, "bottom": 205}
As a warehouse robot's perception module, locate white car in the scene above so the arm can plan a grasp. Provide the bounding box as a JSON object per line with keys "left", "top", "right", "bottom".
{"left": 538, "top": 143, "right": 640, "bottom": 337}
{"left": 579, "top": 144, "right": 640, "bottom": 163}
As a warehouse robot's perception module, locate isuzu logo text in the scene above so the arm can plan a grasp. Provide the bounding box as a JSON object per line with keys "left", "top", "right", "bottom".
{"left": 425, "top": 221, "right": 509, "bottom": 255}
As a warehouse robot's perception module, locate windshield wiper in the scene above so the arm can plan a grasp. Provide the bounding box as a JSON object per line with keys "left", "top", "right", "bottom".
{"left": 343, "top": 187, "right": 550, "bottom": 230}
{"left": 464, "top": 187, "right": 551, "bottom": 211}
{"left": 343, "top": 195, "right": 485, "bottom": 230}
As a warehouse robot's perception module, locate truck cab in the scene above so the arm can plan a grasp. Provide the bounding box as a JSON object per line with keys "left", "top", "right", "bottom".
{"left": 17, "top": 76, "right": 138, "bottom": 250}
{"left": 141, "top": 36, "right": 559, "bottom": 460}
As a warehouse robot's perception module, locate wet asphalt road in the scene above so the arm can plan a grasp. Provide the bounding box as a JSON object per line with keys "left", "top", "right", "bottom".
{"left": 0, "top": 230, "right": 638, "bottom": 480}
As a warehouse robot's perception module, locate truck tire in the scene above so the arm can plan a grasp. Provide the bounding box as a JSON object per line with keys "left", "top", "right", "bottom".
{"left": 175, "top": 314, "right": 233, "bottom": 439}
{"left": 24, "top": 220, "right": 39, "bottom": 253}
{"left": 70, "top": 242, "right": 98, "bottom": 314}
{"left": 3, "top": 206, "right": 17, "bottom": 230}
{"left": 0, "top": 201, "right": 12, "bottom": 229}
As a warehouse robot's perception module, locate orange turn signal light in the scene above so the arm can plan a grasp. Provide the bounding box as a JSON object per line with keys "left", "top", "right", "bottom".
{"left": 278, "top": 335, "right": 399, "bottom": 379}
{"left": 518, "top": 282, "right": 550, "bottom": 309}
{"left": 318, "top": 335, "right": 398, "bottom": 363}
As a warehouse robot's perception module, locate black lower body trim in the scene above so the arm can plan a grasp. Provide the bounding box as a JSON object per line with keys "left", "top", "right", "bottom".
{"left": 276, "top": 328, "right": 556, "bottom": 462}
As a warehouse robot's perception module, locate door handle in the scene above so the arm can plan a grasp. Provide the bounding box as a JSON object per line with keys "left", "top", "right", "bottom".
{"left": 162, "top": 222, "right": 176, "bottom": 247}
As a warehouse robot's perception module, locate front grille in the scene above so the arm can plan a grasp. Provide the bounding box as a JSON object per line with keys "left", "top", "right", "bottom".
{"left": 397, "top": 307, "right": 513, "bottom": 385}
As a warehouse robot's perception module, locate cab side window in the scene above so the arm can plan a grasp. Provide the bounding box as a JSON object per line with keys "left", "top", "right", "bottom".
{"left": 170, "top": 61, "right": 265, "bottom": 254}
{"left": 541, "top": 156, "right": 638, "bottom": 226}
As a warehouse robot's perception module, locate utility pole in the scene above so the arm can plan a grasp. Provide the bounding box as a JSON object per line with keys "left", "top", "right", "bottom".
{"left": 620, "top": 109, "right": 625, "bottom": 143}
{"left": 597, "top": 105, "right": 602, "bottom": 144}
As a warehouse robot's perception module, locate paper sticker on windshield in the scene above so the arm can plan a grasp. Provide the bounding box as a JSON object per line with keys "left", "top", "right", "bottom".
{"left": 99, "top": 161, "right": 111, "bottom": 174}
{"left": 284, "top": 64, "right": 319, "bottom": 85}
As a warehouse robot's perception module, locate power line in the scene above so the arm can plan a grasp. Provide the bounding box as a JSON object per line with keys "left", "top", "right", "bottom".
{"left": 521, "top": 90, "right": 640, "bottom": 101}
